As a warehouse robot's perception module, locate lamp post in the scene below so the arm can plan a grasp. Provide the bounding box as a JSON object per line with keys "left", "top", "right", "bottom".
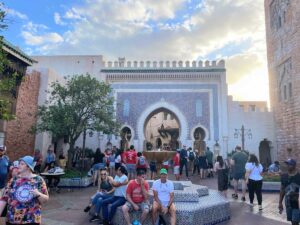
{"left": 222, "top": 136, "right": 228, "bottom": 158}
{"left": 213, "top": 140, "right": 221, "bottom": 158}
{"left": 234, "top": 125, "right": 252, "bottom": 151}
{"left": 98, "top": 131, "right": 104, "bottom": 149}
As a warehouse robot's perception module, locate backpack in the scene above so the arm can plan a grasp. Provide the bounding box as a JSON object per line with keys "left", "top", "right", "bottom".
{"left": 188, "top": 151, "right": 195, "bottom": 161}
{"left": 138, "top": 156, "right": 145, "bottom": 166}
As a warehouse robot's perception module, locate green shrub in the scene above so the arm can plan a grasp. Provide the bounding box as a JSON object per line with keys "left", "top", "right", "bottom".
{"left": 262, "top": 173, "right": 280, "bottom": 182}
{"left": 62, "top": 169, "right": 88, "bottom": 178}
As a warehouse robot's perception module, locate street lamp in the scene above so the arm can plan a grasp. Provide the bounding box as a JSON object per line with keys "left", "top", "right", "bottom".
{"left": 98, "top": 131, "right": 104, "bottom": 149}
{"left": 213, "top": 140, "right": 221, "bottom": 157}
{"left": 234, "top": 125, "right": 252, "bottom": 151}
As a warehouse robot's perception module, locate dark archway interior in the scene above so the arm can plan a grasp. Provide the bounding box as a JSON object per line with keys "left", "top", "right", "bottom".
{"left": 194, "top": 127, "right": 206, "bottom": 140}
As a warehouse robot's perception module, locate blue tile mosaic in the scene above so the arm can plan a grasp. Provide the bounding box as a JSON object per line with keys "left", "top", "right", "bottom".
{"left": 112, "top": 83, "right": 219, "bottom": 140}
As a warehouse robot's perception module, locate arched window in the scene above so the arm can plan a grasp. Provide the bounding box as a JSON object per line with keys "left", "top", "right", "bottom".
{"left": 123, "top": 99, "right": 130, "bottom": 117}
{"left": 196, "top": 100, "right": 202, "bottom": 117}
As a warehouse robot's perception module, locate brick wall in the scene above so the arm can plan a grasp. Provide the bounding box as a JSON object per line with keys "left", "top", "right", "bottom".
{"left": 5, "top": 71, "right": 40, "bottom": 161}
{"left": 265, "top": 0, "right": 300, "bottom": 162}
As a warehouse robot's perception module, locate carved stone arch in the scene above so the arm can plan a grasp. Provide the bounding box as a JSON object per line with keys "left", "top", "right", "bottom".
{"left": 190, "top": 124, "right": 209, "bottom": 142}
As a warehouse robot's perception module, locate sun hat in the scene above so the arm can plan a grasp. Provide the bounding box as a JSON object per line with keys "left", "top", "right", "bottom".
{"left": 19, "top": 156, "right": 36, "bottom": 171}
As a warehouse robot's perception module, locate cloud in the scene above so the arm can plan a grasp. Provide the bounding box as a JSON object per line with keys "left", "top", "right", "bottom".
{"left": 22, "top": 31, "right": 63, "bottom": 46}
{"left": 4, "top": 8, "right": 28, "bottom": 20}
{"left": 21, "top": 21, "right": 63, "bottom": 47}
{"left": 22, "top": 0, "right": 268, "bottom": 100}
{"left": 54, "top": 12, "right": 66, "bottom": 26}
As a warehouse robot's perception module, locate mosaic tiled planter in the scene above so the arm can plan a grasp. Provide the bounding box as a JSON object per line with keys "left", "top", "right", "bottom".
{"left": 58, "top": 177, "right": 93, "bottom": 188}
{"left": 112, "top": 181, "right": 230, "bottom": 225}
{"left": 229, "top": 180, "right": 280, "bottom": 192}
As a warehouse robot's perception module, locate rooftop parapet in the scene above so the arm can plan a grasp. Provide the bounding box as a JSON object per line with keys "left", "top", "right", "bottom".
{"left": 104, "top": 59, "right": 225, "bottom": 69}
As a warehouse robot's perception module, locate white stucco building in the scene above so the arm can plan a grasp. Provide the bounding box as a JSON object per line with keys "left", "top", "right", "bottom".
{"left": 30, "top": 56, "right": 275, "bottom": 166}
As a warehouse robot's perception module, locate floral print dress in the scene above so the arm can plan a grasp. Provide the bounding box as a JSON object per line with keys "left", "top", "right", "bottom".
{"left": 0, "top": 175, "right": 48, "bottom": 224}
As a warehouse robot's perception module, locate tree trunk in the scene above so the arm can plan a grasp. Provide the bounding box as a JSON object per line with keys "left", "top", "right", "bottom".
{"left": 67, "top": 141, "right": 75, "bottom": 169}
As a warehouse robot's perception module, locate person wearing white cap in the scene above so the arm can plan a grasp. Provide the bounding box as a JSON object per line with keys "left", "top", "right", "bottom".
{"left": 0, "top": 145, "right": 10, "bottom": 197}
{"left": 0, "top": 155, "right": 49, "bottom": 225}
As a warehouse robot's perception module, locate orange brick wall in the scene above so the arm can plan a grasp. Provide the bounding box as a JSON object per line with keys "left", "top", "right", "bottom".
{"left": 265, "top": 0, "right": 300, "bottom": 161}
{"left": 5, "top": 71, "right": 40, "bottom": 161}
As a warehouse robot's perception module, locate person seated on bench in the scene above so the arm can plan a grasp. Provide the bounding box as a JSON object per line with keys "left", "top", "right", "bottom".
{"left": 152, "top": 168, "right": 176, "bottom": 225}
{"left": 84, "top": 169, "right": 115, "bottom": 222}
{"left": 100, "top": 166, "right": 128, "bottom": 225}
{"left": 122, "top": 170, "right": 150, "bottom": 225}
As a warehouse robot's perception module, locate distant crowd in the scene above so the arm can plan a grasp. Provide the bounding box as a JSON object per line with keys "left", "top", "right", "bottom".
{"left": 0, "top": 144, "right": 299, "bottom": 225}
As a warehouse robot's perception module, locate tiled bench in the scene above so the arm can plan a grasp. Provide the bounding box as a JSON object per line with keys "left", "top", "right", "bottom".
{"left": 111, "top": 181, "right": 230, "bottom": 225}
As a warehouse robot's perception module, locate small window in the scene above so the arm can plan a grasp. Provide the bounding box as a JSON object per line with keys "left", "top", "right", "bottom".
{"left": 249, "top": 105, "right": 256, "bottom": 112}
{"left": 289, "top": 82, "right": 292, "bottom": 98}
{"left": 123, "top": 99, "right": 130, "bottom": 117}
{"left": 0, "top": 132, "right": 5, "bottom": 146}
{"left": 284, "top": 85, "right": 287, "bottom": 100}
{"left": 278, "top": 16, "right": 282, "bottom": 28}
{"left": 196, "top": 100, "right": 202, "bottom": 117}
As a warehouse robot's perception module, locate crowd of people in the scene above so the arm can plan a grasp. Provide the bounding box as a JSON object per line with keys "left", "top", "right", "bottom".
{"left": 1, "top": 142, "right": 300, "bottom": 225}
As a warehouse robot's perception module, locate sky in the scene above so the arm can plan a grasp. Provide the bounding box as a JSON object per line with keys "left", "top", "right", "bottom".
{"left": 1, "top": 0, "right": 269, "bottom": 102}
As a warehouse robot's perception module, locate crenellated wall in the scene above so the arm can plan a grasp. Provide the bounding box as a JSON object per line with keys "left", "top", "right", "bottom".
{"left": 104, "top": 59, "right": 225, "bottom": 69}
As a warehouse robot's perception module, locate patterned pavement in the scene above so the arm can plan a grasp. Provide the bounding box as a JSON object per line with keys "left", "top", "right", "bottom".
{"left": 39, "top": 173, "right": 289, "bottom": 225}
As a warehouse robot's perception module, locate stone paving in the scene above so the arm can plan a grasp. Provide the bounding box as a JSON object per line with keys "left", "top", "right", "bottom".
{"left": 37, "top": 173, "right": 289, "bottom": 225}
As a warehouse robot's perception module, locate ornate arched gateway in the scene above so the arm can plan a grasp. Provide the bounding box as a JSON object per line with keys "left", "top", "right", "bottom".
{"left": 144, "top": 107, "right": 180, "bottom": 151}
{"left": 137, "top": 101, "right": 188, "bottom": 151}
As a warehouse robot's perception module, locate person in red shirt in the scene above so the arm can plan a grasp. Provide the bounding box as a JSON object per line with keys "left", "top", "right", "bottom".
{"left": 122, "top": 170, "right": 150, "bottom": 225}
{"left": 121, "top": 149, "right": 126, "bottom": 165}
{"left": 136, "top": 152, "right": 147, "bottom": 175}
{"left": 124, "top": 145, "right": 137, "bottom": 180}
{"left": 173, "top": 150, "right": 180, "bottom": 180}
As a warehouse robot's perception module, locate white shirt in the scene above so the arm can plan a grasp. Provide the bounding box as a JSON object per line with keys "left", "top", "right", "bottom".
{"left": 114, "top": 174, "right": 128, "bottom": 197}
{"left": 245, "top": 162, "right": 263, "bottom": 181}
{"left": 152, "top": 179, "right": 174, "bottom": 207}
{"left": 115, "top": 155, "right": 121, "bottom": 163}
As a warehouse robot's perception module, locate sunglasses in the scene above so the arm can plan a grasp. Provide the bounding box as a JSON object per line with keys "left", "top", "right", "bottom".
{"left": 100, "top": 173, "right": 107, "bottom": 176}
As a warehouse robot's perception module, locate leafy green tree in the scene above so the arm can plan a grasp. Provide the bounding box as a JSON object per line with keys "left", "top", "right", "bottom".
{"left": 34, "top": 74, "right": 119, "bottom": 165}
{"left": 0, "top": 3, "right": 17, "bottom": 121}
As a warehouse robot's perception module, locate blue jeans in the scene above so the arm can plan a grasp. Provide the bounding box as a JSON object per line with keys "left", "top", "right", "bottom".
{"left": 102, "top": 196, "right": 126, "bottom": 222}
{"left": 93, "top": 193, "right": 112, "bottom": 214}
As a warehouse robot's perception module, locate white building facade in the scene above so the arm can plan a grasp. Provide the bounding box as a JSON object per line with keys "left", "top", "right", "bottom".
{"left": 30, "top": 56, "right": 275, "bottom": 163}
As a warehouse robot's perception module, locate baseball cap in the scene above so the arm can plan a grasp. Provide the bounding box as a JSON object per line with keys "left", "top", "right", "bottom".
{"left": 160, "top": 168, "right": 168, "bottom": 175}
{"left": 19, "top": 156, "right": 36, "bottom": 171}
{"left": 0, "top": 145, "right": 6, "bottom": 151}
{"left": 284, "top": 158, "right": 297, "bottom": 166}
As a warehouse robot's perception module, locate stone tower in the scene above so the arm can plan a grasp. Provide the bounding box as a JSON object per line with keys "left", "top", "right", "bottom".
{"left": 265, "top": 0, "right": 300, "bottom": 161}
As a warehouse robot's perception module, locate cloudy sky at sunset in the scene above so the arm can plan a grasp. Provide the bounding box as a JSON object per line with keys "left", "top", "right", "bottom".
{"left": 1, "top": 0, "right": 269, "bottom": 102}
